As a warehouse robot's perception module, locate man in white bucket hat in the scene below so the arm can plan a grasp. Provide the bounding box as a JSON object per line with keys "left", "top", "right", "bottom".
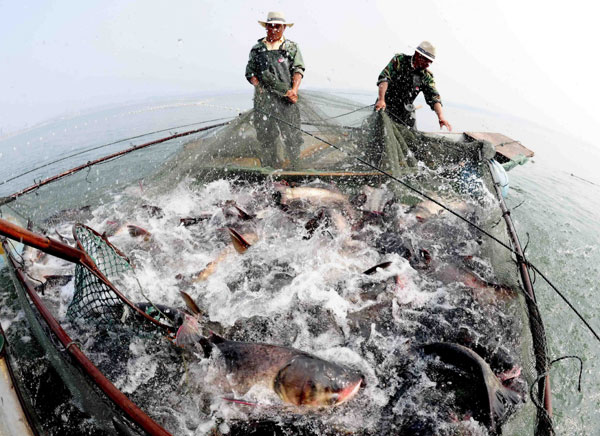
{"left": 245, "top": 11, "right": 305, "bottom": 168}
{"left": 375, "top": 41, "right": 452, "bottom": 131}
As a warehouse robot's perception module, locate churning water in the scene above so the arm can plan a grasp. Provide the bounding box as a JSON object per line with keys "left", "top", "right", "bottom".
{"left": 1, "top": 92, "right": 599, "bottom": 435}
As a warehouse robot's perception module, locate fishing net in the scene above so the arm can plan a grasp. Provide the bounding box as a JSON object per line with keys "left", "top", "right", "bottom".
{"left": 0, "top": 91, "right": 553, "bottom": 435}
{"left": 65, "top": 224, "right": 176, "bottom": 334}
{"left": 68, "top": 224, "right": 133, "bottom": 325}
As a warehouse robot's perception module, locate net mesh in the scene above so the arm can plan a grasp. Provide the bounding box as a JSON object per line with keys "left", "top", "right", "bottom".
{"left": 67, "top": 224, "right": 134, "bottom": 326}
{"left": 1, "top": 91, "right": 552, "bottom": 435}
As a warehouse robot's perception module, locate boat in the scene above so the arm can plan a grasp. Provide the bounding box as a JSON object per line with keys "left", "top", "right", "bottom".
{"left": 0, "top": 91, "right": 552, "bottom": 435}
{"left": 0, "top": 323, "right": 38, "bottom": 436}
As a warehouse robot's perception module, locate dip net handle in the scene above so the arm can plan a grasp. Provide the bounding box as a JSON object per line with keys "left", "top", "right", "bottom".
{"left": 0, "top": 217, "right": 89, "bottom": 264}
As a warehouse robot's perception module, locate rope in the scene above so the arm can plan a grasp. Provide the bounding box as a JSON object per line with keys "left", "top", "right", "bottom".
{"left": 569, "top": 173, "right": 600, "bottom": 187}
{"left": 0, "top": 116, "right": 235, "bottom": 188}
{"left": 320, "top": 103, "right": 375, "bottom": 121}
{"left": 530, "top": 355, "right": 583, "bottom": 410}
{"left": 255, "top": 107, "right": 600, "bottom": 346}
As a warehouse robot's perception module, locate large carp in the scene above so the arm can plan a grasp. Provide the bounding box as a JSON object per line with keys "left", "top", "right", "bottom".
{"left": 176, "top": 295, "right": 364, "bottom": 407}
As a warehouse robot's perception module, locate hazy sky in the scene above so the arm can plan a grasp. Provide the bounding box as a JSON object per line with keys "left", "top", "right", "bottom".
{"left": 1, "top": 1, "right": 598, "bottom": 145}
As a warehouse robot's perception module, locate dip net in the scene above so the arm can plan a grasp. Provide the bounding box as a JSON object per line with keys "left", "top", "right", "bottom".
{"left": 1, "top": 91, "right": 552, "bottom": 435}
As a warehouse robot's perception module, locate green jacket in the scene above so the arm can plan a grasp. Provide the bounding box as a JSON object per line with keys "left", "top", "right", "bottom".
{"left": 245, "top": 38, "right": 305, "bottom": 93}
{"left": 377, "top": 54, "right": 442, "bottom": 110}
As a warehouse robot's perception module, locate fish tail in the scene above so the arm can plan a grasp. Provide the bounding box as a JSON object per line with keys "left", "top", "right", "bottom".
{"left": 489, "top": 385, "right": 521, "bottom": 428}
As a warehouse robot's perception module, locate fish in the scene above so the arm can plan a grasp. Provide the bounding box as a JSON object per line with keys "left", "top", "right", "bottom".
{"left": 303, "top": 209, "right": 327, "bottom": 239}
{"left": 274, "top": 184, "right": 349, "bottom": 208}
{"left": 190, "top": 229, "right": 257, "bottom": 282}
{"left": 43, "top": 205, "right": 92, "bottom": 226}
{"left": 428, "top": 263, "right": 516, "bottom": 304}
{"left": 127, "top": 224, "right": 151, "bottom": 241}
{"left": 421, "top": 342, "right": 522, "bottom": 433}
{"left": 140, "top": 204, "right": 164, "bottom": 219}
{"left": 102, "top": 220, "right": 123, "bottom": 237}
{"left": 34, "top": 274, "right": 73, "bottom": 294}
{"left": 411, "top": 196, "right": 470, "bottom": 222}
{"left": 179, "top": 215, "right": 212, "bottom": 227}
{"left": 176, "top": 294, "right": 364, "bottom": 407}
{"left": 358, "top": 185, "right": 394, "bottom": 215}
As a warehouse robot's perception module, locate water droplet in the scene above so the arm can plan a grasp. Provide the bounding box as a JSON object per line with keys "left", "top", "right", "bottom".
{"left": 177, "top": 38, "right": 183, "bottom": 44}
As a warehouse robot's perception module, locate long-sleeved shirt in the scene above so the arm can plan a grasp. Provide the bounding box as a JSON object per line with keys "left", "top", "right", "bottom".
{"left": 377, "top": 53, "right": 442, "bottom": 110}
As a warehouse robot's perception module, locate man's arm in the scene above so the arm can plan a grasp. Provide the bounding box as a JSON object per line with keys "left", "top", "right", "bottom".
{"left": 285, "top": 72, "right": 302, "bottom": 104}
{"left": 285, "top": 42, "right": 305, "bottom": 104}
{"left": 433, "top": 102, "right": 452, "bottom": 131}
{"left": 375, "top": 55, "right": 399, "bottom": 111}
{"left": 422, "top": 73, "right": 451, "bottom": 131}
{"left": 375, "top": 81, "right": 388, "bottom": 111}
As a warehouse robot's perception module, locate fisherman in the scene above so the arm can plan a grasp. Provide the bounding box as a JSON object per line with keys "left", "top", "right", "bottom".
{"left": 245, "top": 11, "right": 305, "bottom": 168}
{"left": 375, "top": 41, "right": 452, "bottom": 131}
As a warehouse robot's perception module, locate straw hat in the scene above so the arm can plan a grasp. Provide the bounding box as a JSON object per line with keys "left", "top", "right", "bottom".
{"left": 415, "top": 41, "right": 436, "bottom": 61}
{"left": 258, "top": 11, "right": 294, "bottom": 28}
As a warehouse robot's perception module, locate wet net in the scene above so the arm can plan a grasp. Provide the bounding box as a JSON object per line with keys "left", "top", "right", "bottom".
{"left": 1, "top": 91, "right": 552, "bottom": 435}
{"left": 68, "top": 224, "right": 133, "bottom": 325}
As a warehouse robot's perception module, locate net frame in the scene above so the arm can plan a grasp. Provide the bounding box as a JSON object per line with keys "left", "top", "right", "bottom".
{"left": 67, "top": 223, "right": 176, "bottom": 333}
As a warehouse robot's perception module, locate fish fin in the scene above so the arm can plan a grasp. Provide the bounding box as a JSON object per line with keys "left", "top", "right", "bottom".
{"left": 234, "top": 205, "right": 255, "bottom": 220}
{"left": 363, "top": 261, "right": 393, "bottom": 275}
{"left": 228, "top": 228, "right": 251, "bottom": 254}
{"left": 175, "top": 314, "right": 201, "bottom": 347}
{"left": 179, "top": 291, "right": 202, "bottom": 316}
{"left": 175, "top": 315, "right": 212, "bottom": 356}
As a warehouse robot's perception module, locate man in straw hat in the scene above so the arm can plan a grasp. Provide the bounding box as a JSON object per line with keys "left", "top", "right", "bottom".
{"left": 245, "top": 11, "right": 305, "bottom": 168}
{"left": 375, "top": 41, "right": 452, "bottom": 131}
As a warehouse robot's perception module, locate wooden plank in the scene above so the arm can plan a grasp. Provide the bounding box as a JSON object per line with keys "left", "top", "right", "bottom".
{"left": 465, "top": 132, "right": 534, "bottom": 160}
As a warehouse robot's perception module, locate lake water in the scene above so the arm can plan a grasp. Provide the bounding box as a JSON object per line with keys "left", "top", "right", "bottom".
{"left": 1, "top": 91, "right": 599, "bottom": 435}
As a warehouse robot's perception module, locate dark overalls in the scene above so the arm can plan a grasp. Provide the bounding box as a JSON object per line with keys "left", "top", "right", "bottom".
{"left": 252, "top": 45, "right": 303, "bottom": 167}
{"left": 384, "top": 73, "right": 423, "bottom": 128}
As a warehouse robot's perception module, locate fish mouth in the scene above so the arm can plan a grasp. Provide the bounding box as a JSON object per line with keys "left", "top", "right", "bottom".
{"left": 333, "top": 376, "right": 364, "bottom": 405}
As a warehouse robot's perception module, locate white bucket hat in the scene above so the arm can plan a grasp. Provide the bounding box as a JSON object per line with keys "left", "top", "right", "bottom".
{"left": 415, "top": 41, "right": 436, "bottom": 61}
{"left": 258, "top": 11, "right": 294, "bottom": 28}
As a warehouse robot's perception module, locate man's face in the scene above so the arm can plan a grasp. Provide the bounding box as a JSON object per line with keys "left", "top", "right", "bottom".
{"left": 413, "top": 52, "right": 433, "bottom": 70}
{"left": 266, "top": 23, "right": 285, "bottom": 41}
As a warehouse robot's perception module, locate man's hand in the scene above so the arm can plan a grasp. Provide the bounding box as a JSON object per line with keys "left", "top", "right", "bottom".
{"left": 249, "top": 76, "right": 263, "bottom": 93}
{"left": 285, "top": 89, "right": 298, "bottom": 104}
{"left": 438, "top": 117, "right": 452, "bottom": 131}
{"left": 375, "top": 98, "right": 386, "bottom": 111}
